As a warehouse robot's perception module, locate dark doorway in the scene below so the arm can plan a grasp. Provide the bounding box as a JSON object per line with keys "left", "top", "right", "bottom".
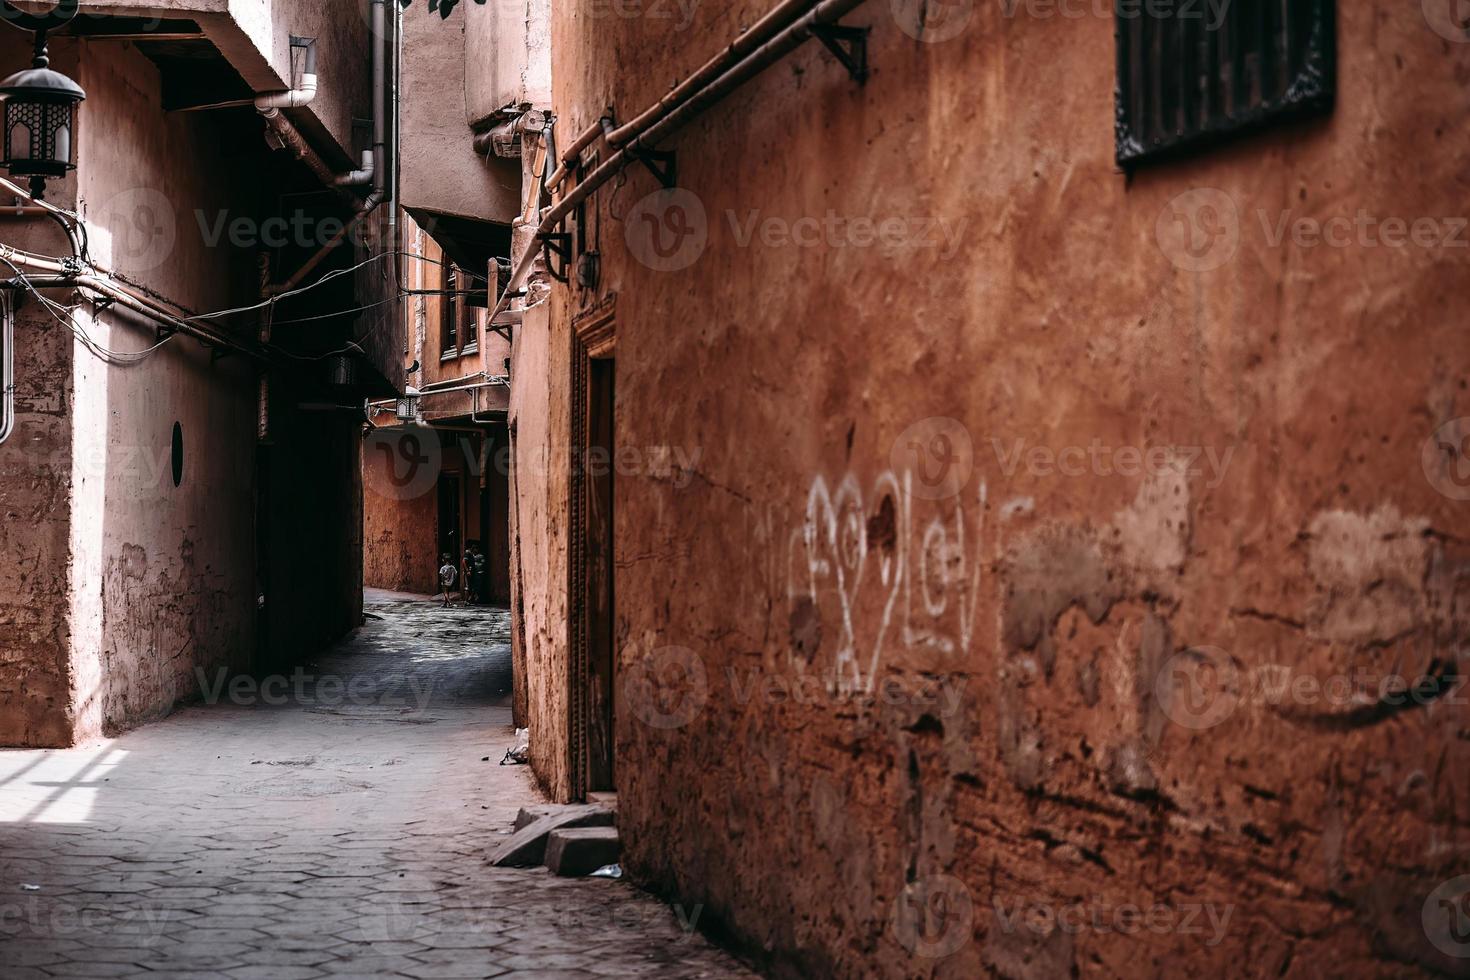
{"left": 585, "top": 357, "right": 616, "bottom": 792}
{"left": 437, "top": 473, "right": 462, "bottom": 573}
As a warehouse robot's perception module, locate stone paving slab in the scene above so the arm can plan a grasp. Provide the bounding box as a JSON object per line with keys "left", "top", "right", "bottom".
{"left": 0, "top": 593, "right": 755, "bottom": 979}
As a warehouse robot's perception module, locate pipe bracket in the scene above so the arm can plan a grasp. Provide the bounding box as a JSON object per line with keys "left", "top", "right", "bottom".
{"left": 811, "top": 23, "right": 870, "bottom": 84}
{"left": 539, "top": 232, "right": 572, "bottom": 284}
{"left": 632, "top": 147, "right": 677, "bottom": 188}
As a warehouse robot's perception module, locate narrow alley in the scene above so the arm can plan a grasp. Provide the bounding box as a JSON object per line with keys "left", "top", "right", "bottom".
{"left": 0, "top": 594, "right": 751, "bottom": 979}
{"left": 1, "top": 0, "right": 1467, "bottom": 976}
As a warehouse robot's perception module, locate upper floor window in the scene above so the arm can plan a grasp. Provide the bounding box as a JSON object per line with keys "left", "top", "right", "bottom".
{"left": 1115, "top": 0, "right": 1335, "bottom": 170}
{"left": 441, "top": 263, "right": 458, "bottom": 355}
{"left": 462, "top": 280, "right": 478, "bottom": 352}
{"left": 440, "top": 263, "right": 478, "bottom": 357}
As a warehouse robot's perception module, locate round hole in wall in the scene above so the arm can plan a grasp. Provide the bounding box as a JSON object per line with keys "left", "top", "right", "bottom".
{"left": 171, "top": 422, "right": 184, "bottom": 488}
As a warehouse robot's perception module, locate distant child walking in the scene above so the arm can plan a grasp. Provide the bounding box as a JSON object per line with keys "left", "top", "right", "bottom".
{"left": 438, "top": 553, "right": 458, "bottom": 607}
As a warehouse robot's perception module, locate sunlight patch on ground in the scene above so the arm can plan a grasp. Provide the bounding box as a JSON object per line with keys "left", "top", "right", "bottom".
{"left": 0, "top": 744, "right": 127, "bottom": 824}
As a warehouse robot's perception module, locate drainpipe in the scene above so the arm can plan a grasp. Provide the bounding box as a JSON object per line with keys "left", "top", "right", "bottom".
{"left": 254, "top": 37, "right": 354, "bottom": 206}
{"left": 545, "top": 119, "right": 602, "bottom": 190}
{"left": 389, "top": 0, "right": 401, "bottom": 233}
{"left": 0, "top": 290, "right": 13, "bottom": 446}
{"left": 255, "top": 35, "right": 319, "bottom": 110}
{"left": 260, "top": 1, "right": 390, "bottom": 298}
{"left": 255, "top": 28, "right": 379, "bottom": 202}
{"left": 337, "top": 0, "right": 385, "bottom": 189}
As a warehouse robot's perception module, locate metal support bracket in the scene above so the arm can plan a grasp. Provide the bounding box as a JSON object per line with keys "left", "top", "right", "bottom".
{"left": 539, "top": 232, "right": 572, "bottom": 284}
{"left": 632, "top": 147, "right": 677, "bottom": 188}
{"left": 811, "top": 23, "right": 870, "bottom": 84}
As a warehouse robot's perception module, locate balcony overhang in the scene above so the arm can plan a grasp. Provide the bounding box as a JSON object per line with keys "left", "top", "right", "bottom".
{"left": 61, "top": 1, "right": 365, "bottom": 163}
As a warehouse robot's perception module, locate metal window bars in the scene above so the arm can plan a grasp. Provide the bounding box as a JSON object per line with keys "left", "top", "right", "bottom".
{"left": 1115, "top": 0, "right": 1335, "bottom": 170}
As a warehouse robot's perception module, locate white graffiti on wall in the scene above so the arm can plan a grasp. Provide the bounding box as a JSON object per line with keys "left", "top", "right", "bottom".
{"left": 784, "top": 470, "right": 990, "bottom": 693}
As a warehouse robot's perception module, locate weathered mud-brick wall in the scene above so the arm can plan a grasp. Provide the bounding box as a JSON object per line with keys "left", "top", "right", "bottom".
{"left": 3, "top": 34, "right": 268, "bottom": 746}
{"left": 363, "top": 463, "right": 438, "bottom": 595}
{"left": 543, "top": 0, "right": 1470, "bottom": 976}
{"left": 0, "top": 303, "right": 75, "bottom": 747}
{"left": 63, "top": 38, "right": 263, "bottom": 742}
{"left": 509, "top": 299, "right": 575, "bottom": 797}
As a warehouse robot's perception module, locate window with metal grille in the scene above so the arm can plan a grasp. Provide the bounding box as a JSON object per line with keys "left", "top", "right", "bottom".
{"left": 1115, "top": 0, "right": 1335, "bottom": 170}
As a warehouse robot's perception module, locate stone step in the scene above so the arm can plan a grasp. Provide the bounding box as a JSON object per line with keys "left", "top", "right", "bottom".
{"left": 544, "top": 826, "right": 621, "bottom": 877}
{"left": 513, "top": 795, "right": 617, "bottom": 831}
{"left": 513, "top": 805, "right": 564, "bottom": 831}
{"left": 490, "top": 804, "right": 616, "bottom": 867}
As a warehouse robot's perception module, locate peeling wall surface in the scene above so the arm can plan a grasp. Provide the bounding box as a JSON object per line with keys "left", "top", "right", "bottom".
{"left": 533, "top": 1, "right": 1470, "bottom": 975}
{"left": 0, "top": 303, "right": 75, "bottom": 747}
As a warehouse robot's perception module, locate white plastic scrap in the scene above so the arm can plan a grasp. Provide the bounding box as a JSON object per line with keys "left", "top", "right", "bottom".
{"left": 500, "top": 728, "right": 530, "bottom": 766}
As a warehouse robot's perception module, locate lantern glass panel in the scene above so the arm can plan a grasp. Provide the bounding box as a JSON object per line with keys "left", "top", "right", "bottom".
{"left": 7, "top": 120, "right": 30, "bottom": 160}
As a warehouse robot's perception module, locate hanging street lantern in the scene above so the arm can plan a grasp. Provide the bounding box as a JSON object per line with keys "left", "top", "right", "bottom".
{"left": 0, "top": 0, "right": 82, "bottom": 200}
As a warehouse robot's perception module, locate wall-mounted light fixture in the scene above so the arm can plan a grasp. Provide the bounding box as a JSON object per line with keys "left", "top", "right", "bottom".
{"left": 0, "top": 1, "right": 83, "bottom": 201}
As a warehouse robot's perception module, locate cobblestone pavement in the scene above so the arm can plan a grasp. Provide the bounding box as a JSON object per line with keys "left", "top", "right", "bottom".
{"left": 0, "top": 591, "right": 754, "bottom": 979}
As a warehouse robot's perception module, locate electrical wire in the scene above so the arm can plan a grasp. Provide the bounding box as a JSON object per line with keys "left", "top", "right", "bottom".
{"left": 265, "top": 294, "right": 400, "bottom": 329}
{"left": 0, "top": 210, "right": 492, "bottom": 366}
{"left": 184, "top": 251, "right": 396, "bottom": 323}
{"left": 31, "top": 289, "right": 172, "bottom": 365}
{"left": 0, "top": 178, "right": 469, "bottom": 349}
{"left": 0, "top": 257, "right": 174, "bottom": 365}
{"left": 180, "top": 249, "right": 485, "bottom": 326}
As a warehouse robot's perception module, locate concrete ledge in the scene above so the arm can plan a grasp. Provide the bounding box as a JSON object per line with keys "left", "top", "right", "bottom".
{"left": 489, "top": 804, "right": 614, "bottom": 867}
{"left": 545, "top": 826, "right": 620, "bottom": 877}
